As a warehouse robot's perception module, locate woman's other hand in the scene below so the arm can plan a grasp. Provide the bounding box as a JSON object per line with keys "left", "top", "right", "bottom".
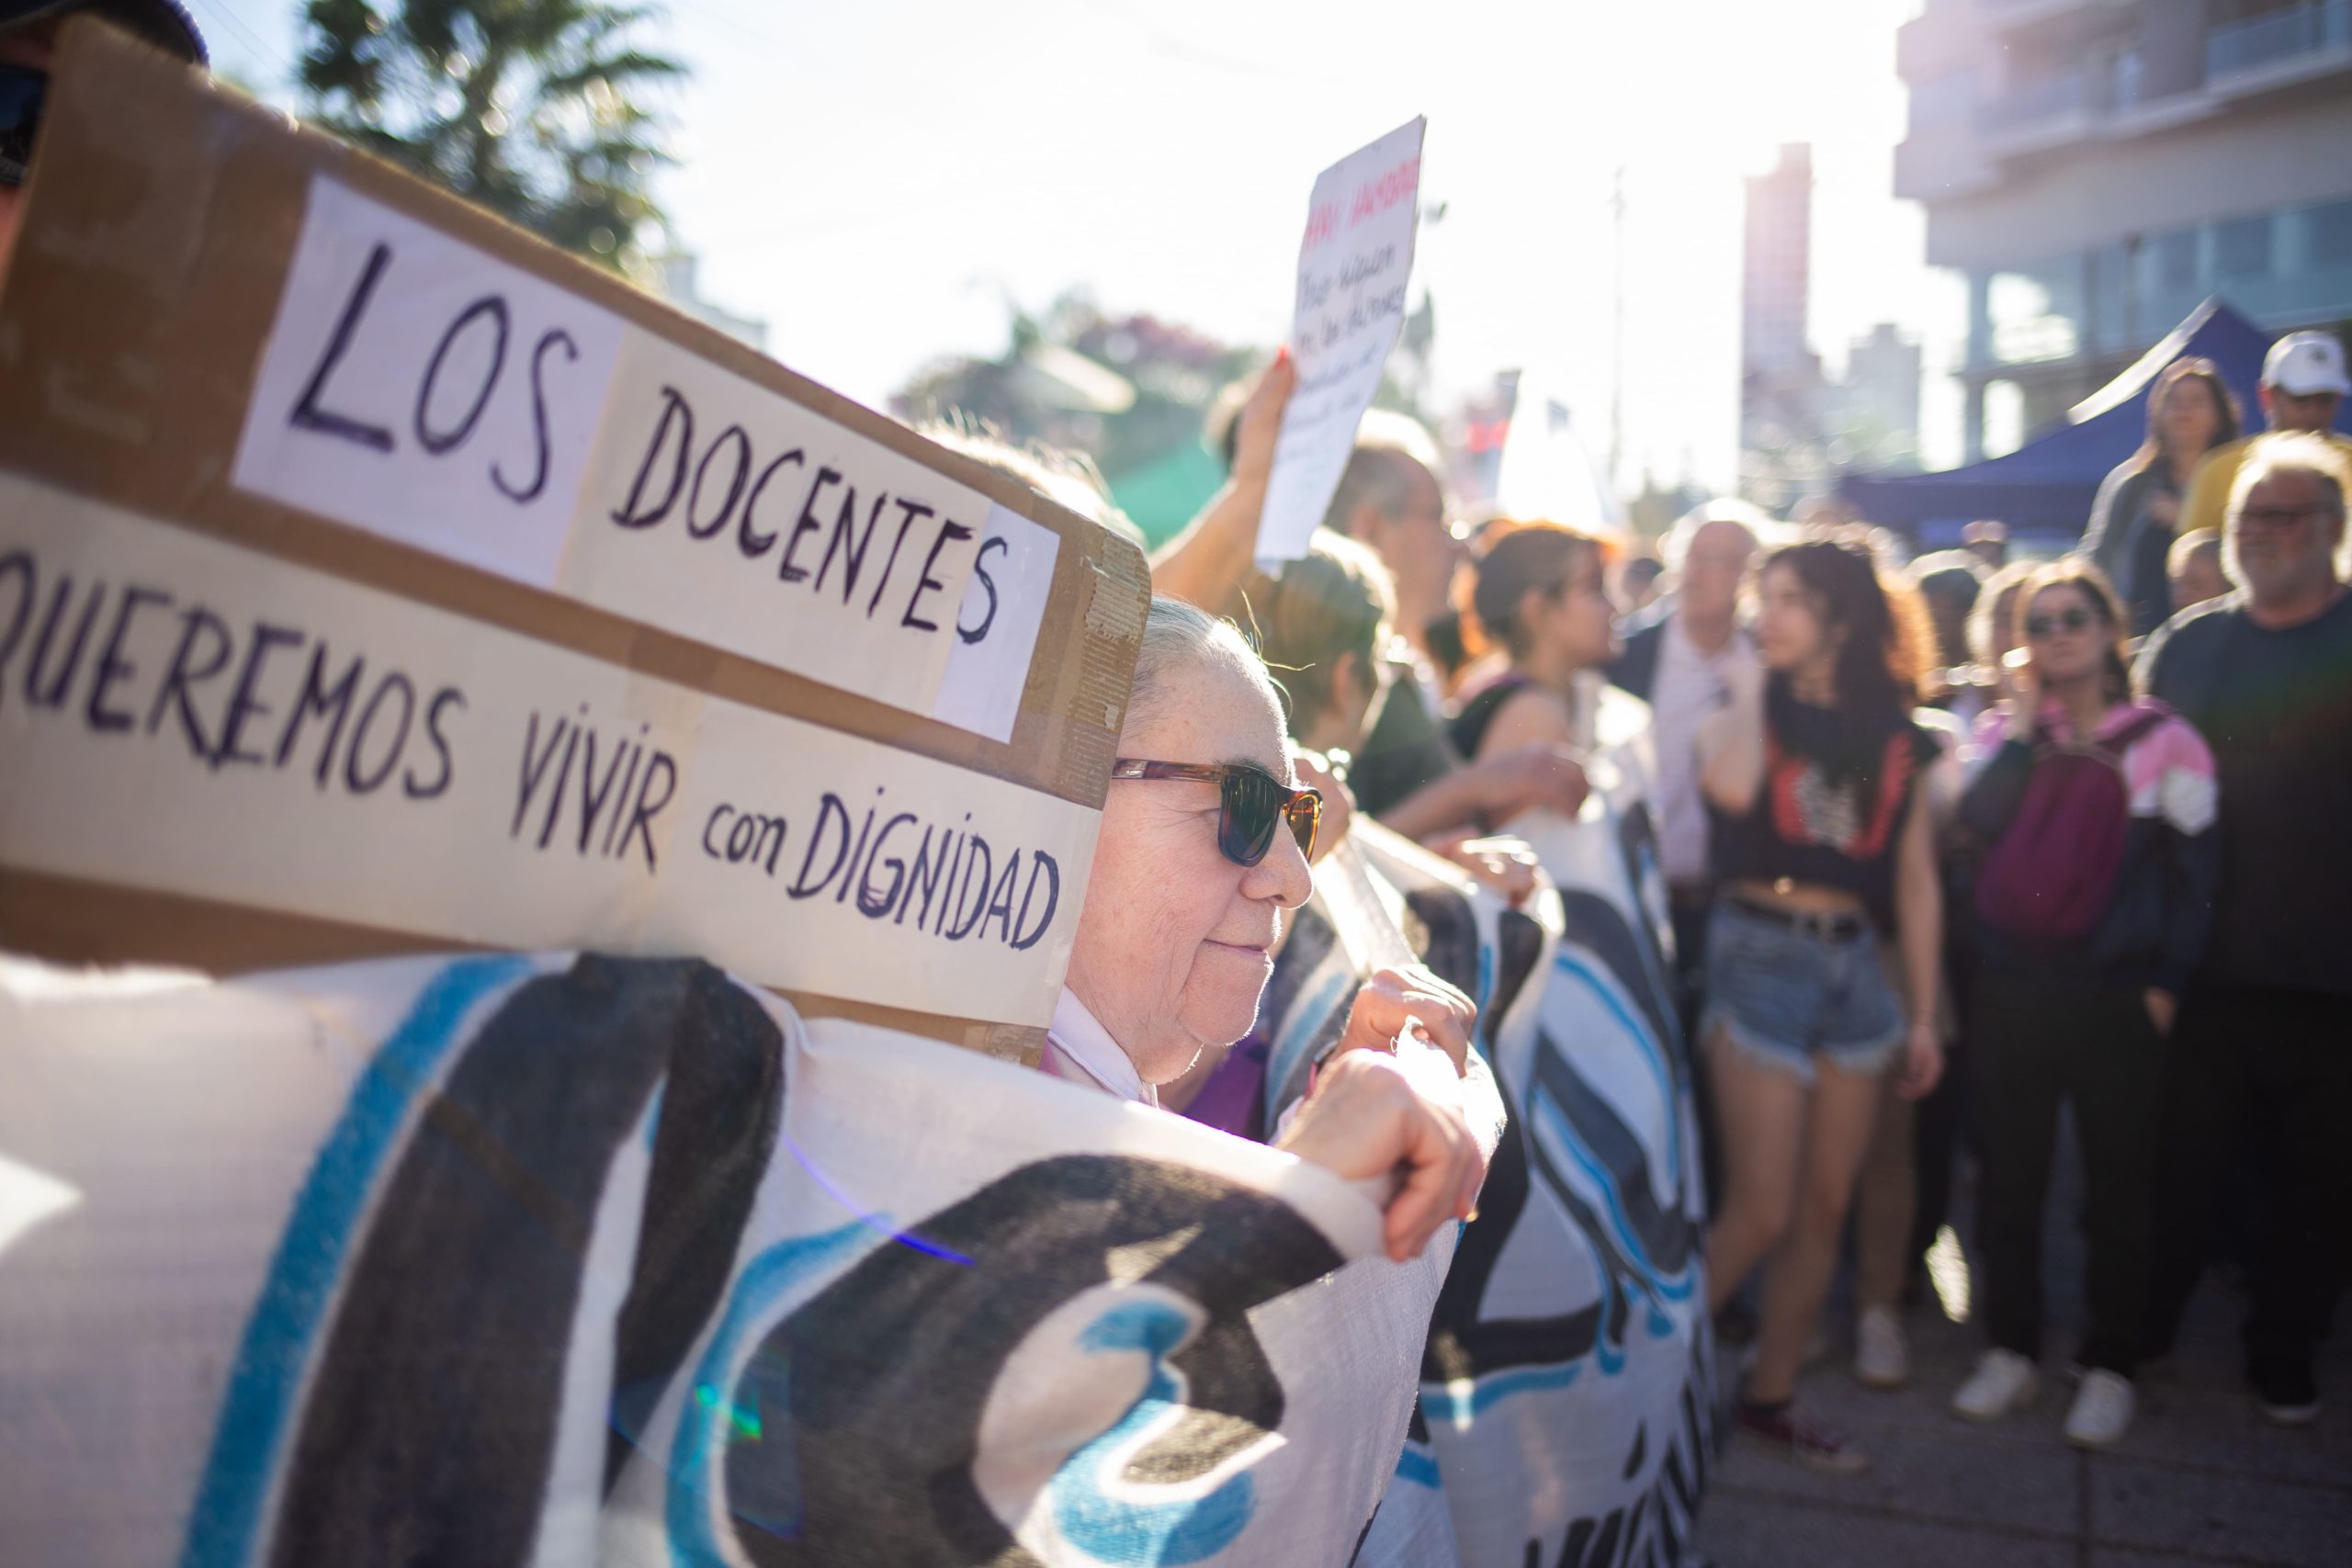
{"left": 1275, "top": 1043, "right": 1487, "bottom": 1262}
{"left": 1228, "top": 349, "right": 1295, "bottom": 494}
{"left": 1332, "top": 964, "right": 1477, "bottom": 1075}
{"left": 1425, "top": 831, "right": 1540, "bottom": 907}
{"left": 1895, "top": 1018, "right": 1944, "bottom": 1100}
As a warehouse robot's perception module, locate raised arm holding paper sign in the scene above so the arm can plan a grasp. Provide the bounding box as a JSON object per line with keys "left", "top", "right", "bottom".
{"left": 1254, "top": 116, "right": 1426, "bottom": 571}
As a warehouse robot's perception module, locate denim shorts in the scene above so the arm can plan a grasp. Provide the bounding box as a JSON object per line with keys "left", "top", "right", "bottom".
{"left": 1699, "top": 900, "right": 1903, "bottom": 1086}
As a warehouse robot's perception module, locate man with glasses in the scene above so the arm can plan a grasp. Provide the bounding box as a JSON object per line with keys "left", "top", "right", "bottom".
{"left": 2139, "top": 434, "right": 2352, "bottom": 1426}
{"left": 2177, "top": 333, "right": 2352, "bottom": 545}
{"left": 1313, "top": 412, "right": 1474, "bottom": 818}
{"left": 0, "top": 2, "right": 205, "bottom": 254}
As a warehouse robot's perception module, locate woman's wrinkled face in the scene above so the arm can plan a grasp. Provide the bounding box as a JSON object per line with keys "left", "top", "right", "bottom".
{"left": 1067, "top": 653, "right": 1314, "bottom": 1086}
{"left": 1754, "top": 561, "right": 1831, "bottom": 672}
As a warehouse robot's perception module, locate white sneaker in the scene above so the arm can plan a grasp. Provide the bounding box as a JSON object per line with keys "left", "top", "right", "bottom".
{"left": 2063, "top": 1370, "right": 2135, "bottom": 1448}
{"left": 1952, "top": 1348, "right": 2041, "bottom": 1422}
{"left": 1854, "top": 1305, "right": 1911, "bottom": 1390}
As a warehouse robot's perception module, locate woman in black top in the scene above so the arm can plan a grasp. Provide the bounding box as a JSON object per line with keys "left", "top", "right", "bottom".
{"left": 1695, "top": 536, "right": 1945, "bottom": 1474}
{"left": 1449, "top": 523, "right": 1618, "bottom": 763}
{"left": 2081, "top": 358, "right": 2241, "bottom": 637}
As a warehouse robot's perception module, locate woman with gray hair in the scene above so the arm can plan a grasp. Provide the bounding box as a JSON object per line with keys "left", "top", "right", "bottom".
{"left": 1046, "top": 595, "right": 1491, "bottom": 1260}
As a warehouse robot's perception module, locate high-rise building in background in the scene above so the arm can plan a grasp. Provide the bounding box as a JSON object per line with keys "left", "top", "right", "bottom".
{"left": 1896, "top": 0, "right": 2352, "bottom": 461}
{"left": 1740, "top": 144, "right": 1830, "bottom": 507}
{"left": 1839, "top": 322, "right": 1925, "bottom": 470}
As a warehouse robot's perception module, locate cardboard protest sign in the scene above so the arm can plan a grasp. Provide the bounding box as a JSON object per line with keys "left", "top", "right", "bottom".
{"left": 1255, "top": 117, "right": 1426, "bottom": 570}
{"left": 0, "top": 21, "right": 1149, "bottom": 1054}
{"left": 0, "top": 950, "right": 1483, "bottom": 1567}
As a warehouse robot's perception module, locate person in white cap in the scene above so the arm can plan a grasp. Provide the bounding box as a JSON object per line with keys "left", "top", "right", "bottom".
{"left": 2177, "top": 332, "right": 2351, "bottom": 543}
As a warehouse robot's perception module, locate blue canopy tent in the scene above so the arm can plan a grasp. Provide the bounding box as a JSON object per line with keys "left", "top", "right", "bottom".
{"left": 1838, "top": 299, "right": 2284, "bottom": 546}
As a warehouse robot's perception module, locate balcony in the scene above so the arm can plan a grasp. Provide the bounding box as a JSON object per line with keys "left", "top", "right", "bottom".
{"left": 1894, "top": 128, "right": 1998, "bottom": 199}
{"left": 1975, "top": 68, "right": 2101, "bottom": 154}
{"left": 1979, "top": 0, "right": 2123, "bottom": 31}
{"left": 2208, "top": 1, "right": 2352, "bottom": 84}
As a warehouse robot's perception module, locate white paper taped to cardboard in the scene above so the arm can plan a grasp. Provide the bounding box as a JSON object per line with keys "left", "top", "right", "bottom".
{"left": 229, "top": 175, "right": 628, "bottom": 587}
{"left": 0, "top": 474, "right": 1098, "bottom": 1028}
{"left": 931, "top": 504, "right": 1061, "bottom": 743}
{"left": 229, "top": 175, "right": 1056, "bottom": 740}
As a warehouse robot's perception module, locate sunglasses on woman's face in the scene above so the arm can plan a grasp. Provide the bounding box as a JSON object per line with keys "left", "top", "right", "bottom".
{"left": 0, "top": 66, "right": 44, "bottom": 188}
{"left": 1110, "top": 759, "right": 1322, "bottom": 867}
{"left": 2025, "top": 607, "right": 2095, "bottom": 639}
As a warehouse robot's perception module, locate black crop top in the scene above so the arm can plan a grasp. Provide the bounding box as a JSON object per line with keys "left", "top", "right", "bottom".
{"left": 1449, "top": 673, "right": 1533, "bottom": 761}
{"left": 1707, "top": 682, "right": 1937, "bottom": 928}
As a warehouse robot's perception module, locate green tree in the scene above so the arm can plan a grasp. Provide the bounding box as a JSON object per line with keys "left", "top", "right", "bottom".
{"left": 298, "top": 0, "right": 683, "bottom": 271}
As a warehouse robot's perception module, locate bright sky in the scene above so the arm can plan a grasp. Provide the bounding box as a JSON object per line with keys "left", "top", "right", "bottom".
{"left": 192, "top": 0, "right": 1965, "bottom": 491}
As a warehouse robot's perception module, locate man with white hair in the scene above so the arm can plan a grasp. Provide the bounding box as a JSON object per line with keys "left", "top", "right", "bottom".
{"left": 2177, "top": 332, "right": 2351, "bottom": 541}
{"left": 2138, "top": 433, "right": 2352, "bottom": 1426}
{"left": 1611, "top": 500, "right": 1768, "bottom": 972}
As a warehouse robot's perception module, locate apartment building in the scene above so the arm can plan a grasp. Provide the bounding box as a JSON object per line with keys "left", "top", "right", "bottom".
{"left": 1896, "top": 0, "right": 2352, "bottom": 458}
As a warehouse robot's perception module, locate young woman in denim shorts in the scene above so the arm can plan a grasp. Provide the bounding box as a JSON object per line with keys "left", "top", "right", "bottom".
{"left": 1695, "top": 536, "right": 1947, "bottom": 1473}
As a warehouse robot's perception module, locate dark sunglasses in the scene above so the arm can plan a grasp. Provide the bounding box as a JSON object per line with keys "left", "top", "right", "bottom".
{"left": 1110, "top": 758, "right": 1322, "bottom": 867}
{"left": 2025, "top": 607, "right": 2096, "bottom": 638}
{"left": 0, "top": 65, "right": 42, "bottom": 189}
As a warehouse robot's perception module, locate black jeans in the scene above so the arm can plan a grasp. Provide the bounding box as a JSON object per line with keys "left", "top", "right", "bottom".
{"left": 1973, "top": 970, "right": 2164, "bottom": 1373}
{"left": 1907, "top": 942, "right": 1978, "bottom": 1280}
{"left": 1669, "top": 889, "right": 1724, "bottom": 1218}
{"left": 2146, "top": 985, "right": 2352, "bottom": 1382}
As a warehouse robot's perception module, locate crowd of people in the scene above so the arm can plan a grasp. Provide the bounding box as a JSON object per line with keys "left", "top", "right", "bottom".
{"left": 5, "top": 0, "right": 2347, "bottom": 1519}
{"left": 1111, "top": 319, "right": 2352, "bottom": 1474}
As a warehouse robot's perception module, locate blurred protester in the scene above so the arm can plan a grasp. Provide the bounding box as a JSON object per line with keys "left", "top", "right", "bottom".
{"left": 1696, "top": 536, "right": 1944, "bottom": 1472}
{"left": 1611, "top": 500, "right": 1765, "bottom": 1029}
{"left": 0, "top": 1, "right": 205, "bottom": 265}
{"left": 1058, "top": 595, "right": 1487, "bottom": 1258}
{"left": 2167, "top": 528, "right": 2229, "bottom": 615}
{"left": 1908, "top": 550, "right": 1988, "bottom": 700}
{"left": 2141, "top": 434, "right": 2352, "bottom": 1426}
{"left": 1962, "top": 520, "right": 2011, "bottom": 570}
{"left": 1151, "top": 363, "right": 1589, "bottom": 835}
{"left": 1311, "top": 412, "right": 1479, "bottom": 813}
{"left": 2082, "top": 358, "right": 2242, "bottom": 637}
{"left": 1850, "top": 679, "right": 1967, "bottom": 1393}
{"left": 1950, "top": 564, "right": 2216, "bottom": 1449}
{"left": 1250, "top": 533, "right": 1542, "bottom": 904}
{"left": 1254, "top": 531, "right": 1396, "bottom": 761}
{"left": 1618, "top": 550, "right": 1666, "bottom": 615}
{"left": 1857, "top": 551, "right": 2006, "bottom": 1345}
{"left": 2178, "top": 333, "right": 2352, "bottom": 540}
{"left": 1952, "top": 560, "right": 2038, "bottom": 728}
{"left": 1451, "top": 524, "right": 1620, "bottom": 762}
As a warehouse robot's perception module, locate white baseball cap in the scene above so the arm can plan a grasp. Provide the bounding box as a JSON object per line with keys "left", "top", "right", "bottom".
{"left": 2262, "top": 332, "right": 2351, "bottom": 398}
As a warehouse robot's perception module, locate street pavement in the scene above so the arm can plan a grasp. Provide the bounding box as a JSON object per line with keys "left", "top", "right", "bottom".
{"left": 1690, "top": 1133, "right": 2352, "bottom": 1568}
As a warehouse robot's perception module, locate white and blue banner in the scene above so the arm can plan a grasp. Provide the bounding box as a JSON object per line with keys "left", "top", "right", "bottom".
{"left": 1260, "top": 690, "right": 1717, "bottom": 1568}
{"left": 0, "top": 951, "right": 1481, "bottom": 1567}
